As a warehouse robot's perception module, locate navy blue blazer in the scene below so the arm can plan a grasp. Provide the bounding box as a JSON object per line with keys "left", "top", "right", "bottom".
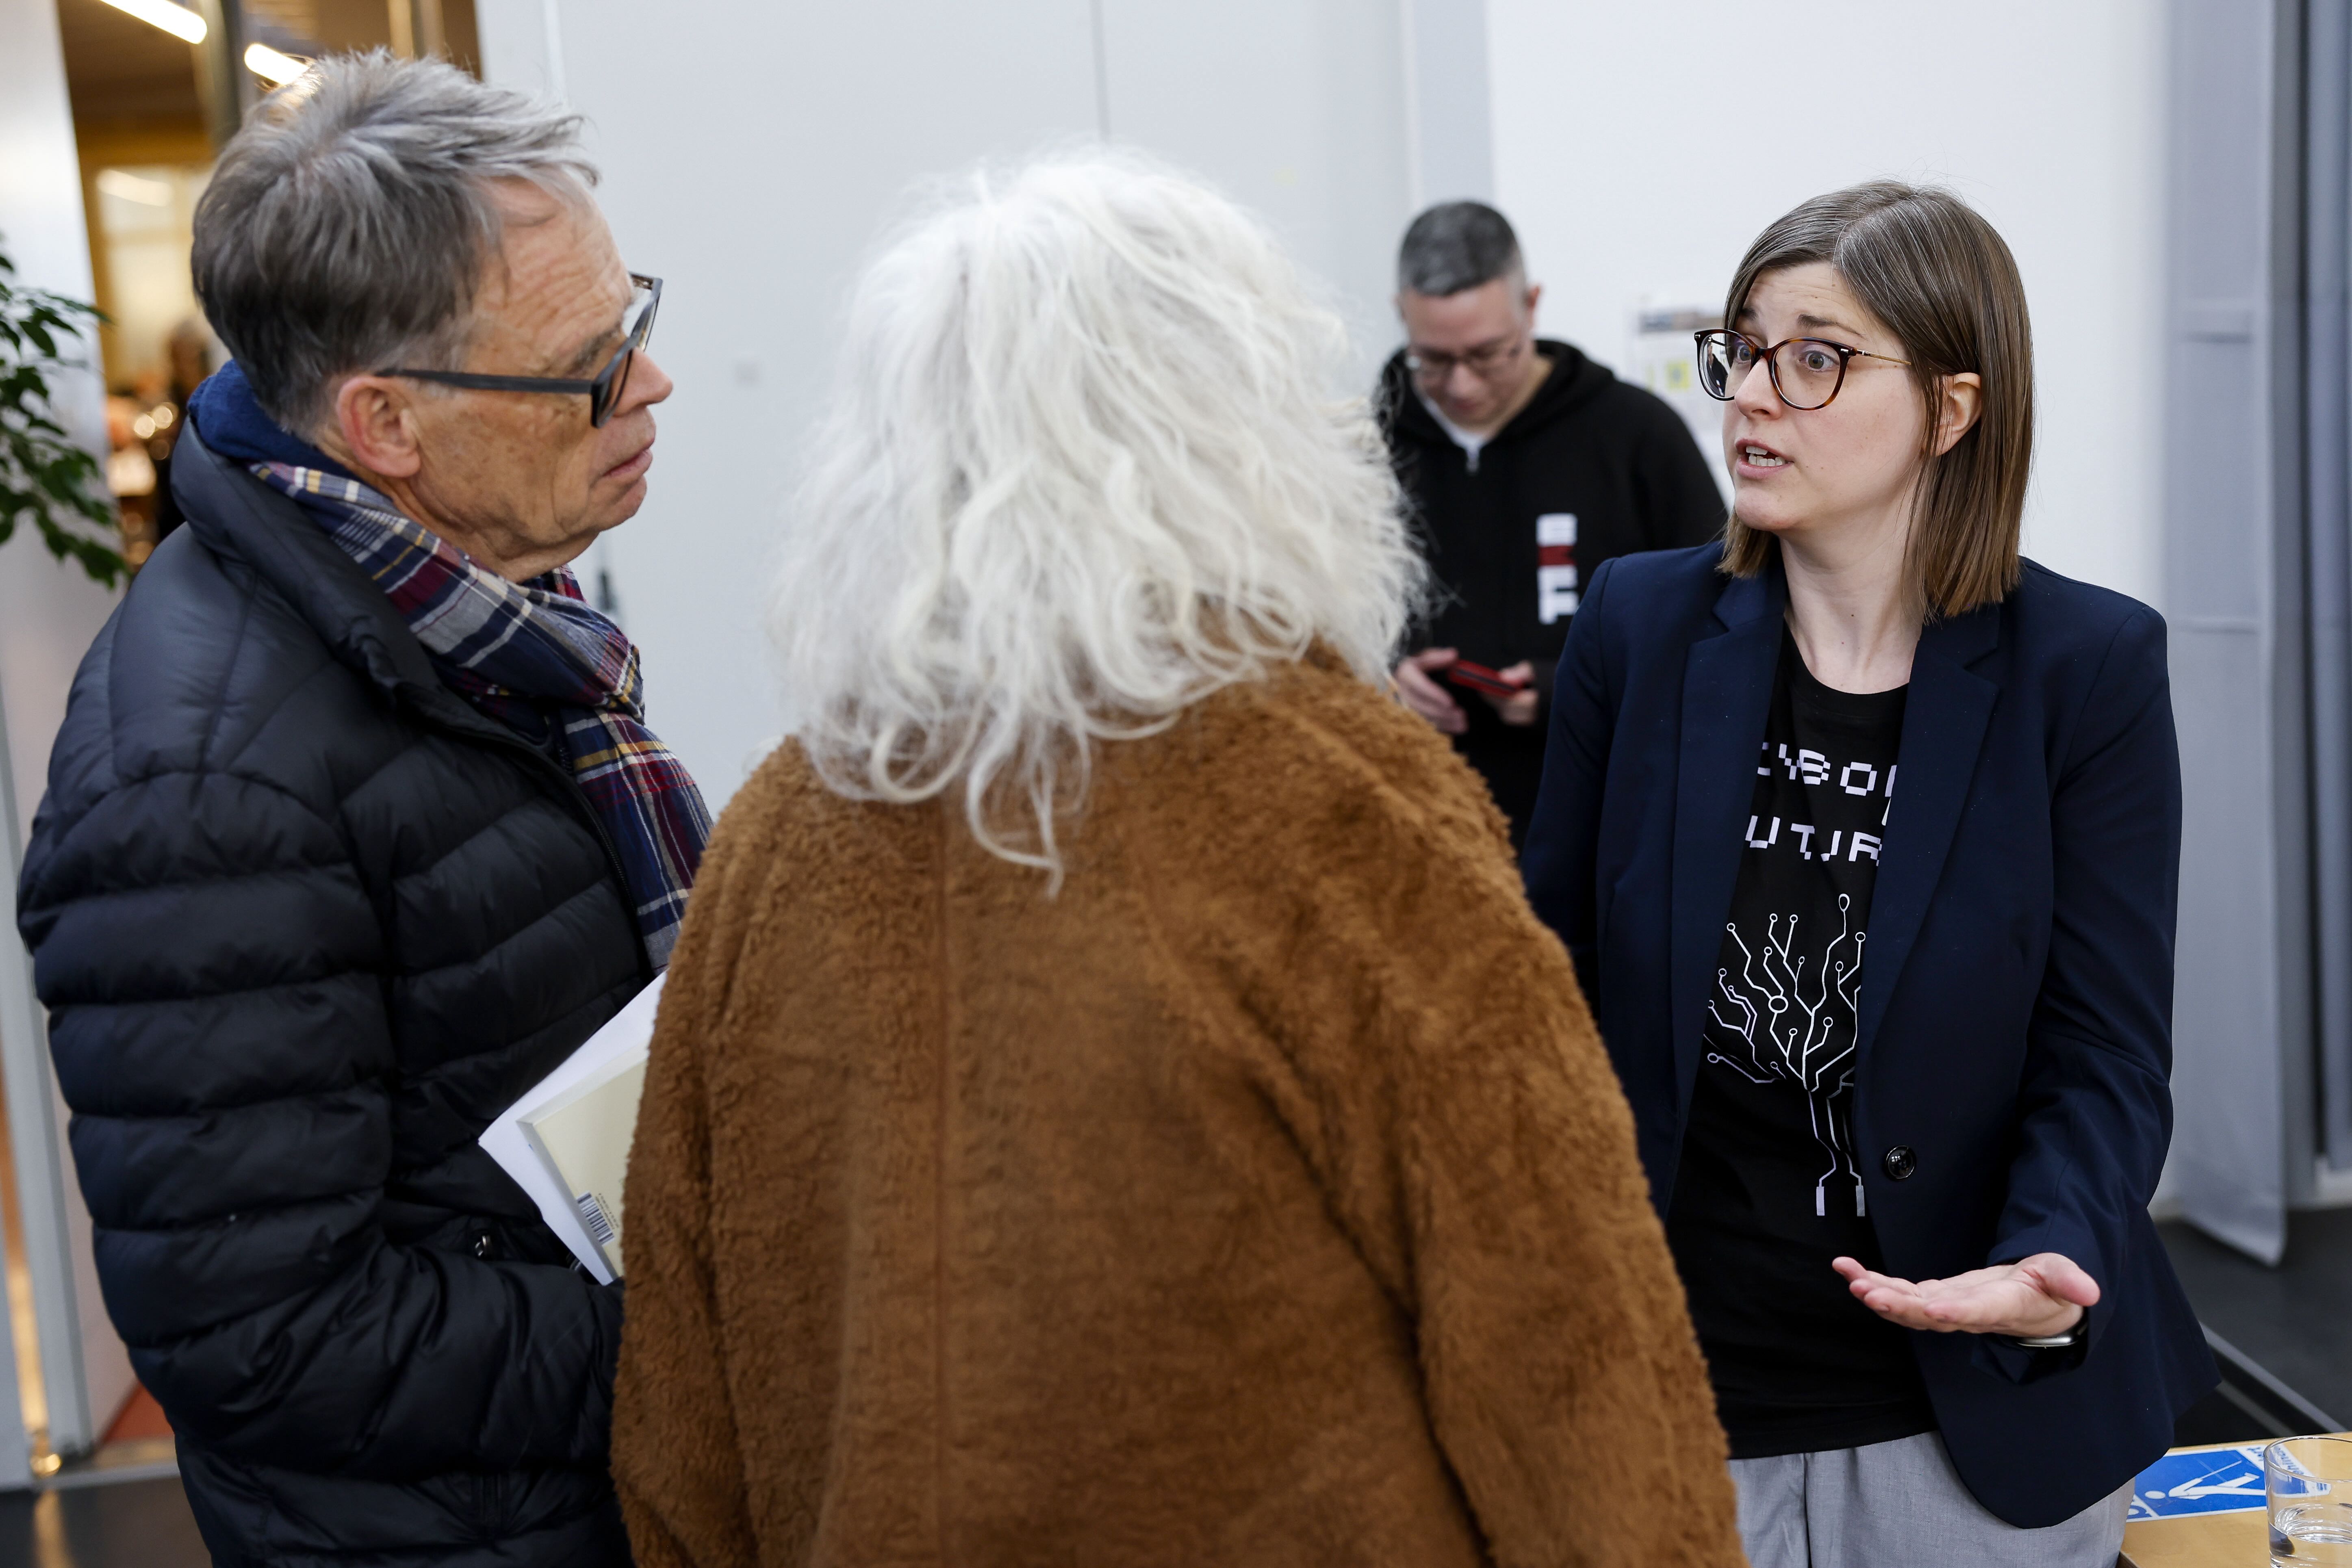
{"left": 1521, "top": 544, "right": 2216, "bottom": 1528}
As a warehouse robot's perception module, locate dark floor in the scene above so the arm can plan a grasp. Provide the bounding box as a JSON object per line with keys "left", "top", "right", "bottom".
{"left": 2161, "top": 1208, "right": 2352, "bottom": 1441}
{"left": 0, "top": 1478, "right": 206, "bottom": 1568}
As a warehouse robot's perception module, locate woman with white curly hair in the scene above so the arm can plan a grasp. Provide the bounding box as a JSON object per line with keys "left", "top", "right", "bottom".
{"left": 610, "top": 152, "right": 1742, "bottom": 1568}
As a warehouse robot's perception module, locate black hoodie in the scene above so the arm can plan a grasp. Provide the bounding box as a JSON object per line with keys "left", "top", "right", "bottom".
{"left": 1378, "top": 338, "right": 1725, "bottom": 842}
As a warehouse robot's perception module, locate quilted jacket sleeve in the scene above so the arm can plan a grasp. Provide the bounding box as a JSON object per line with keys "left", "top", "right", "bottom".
{"left": 16, "top": 627, "right": 623, "bottom": 1481}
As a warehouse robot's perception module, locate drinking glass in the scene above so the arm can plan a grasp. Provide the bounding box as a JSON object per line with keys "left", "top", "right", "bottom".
{"left": 2269, "top": 1435, "right": 2352, "bottom": 1565}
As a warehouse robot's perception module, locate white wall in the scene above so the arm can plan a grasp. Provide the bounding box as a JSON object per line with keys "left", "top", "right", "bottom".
{"left": 1404, "top": 0, "right": 1495, "bottom": 204}
{"left": 1486, "top": 0, "right": 2167, "bottom": 611}
{"left": 0, "top": 0, "right": 140, "bottom": 1455}
{"left": 479, "top": 0, "right": 1421, "bottom": 808}
{"left": 0, "top": 0, "right": 124, "bottom": 891}
{"left": 1099, "top": 0, "right": 1414, "bottom": 361}
{"left": 483, "top": 0, "right": 2171, "bottom": 808}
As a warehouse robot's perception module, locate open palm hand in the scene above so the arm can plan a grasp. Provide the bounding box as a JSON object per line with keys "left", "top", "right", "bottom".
{"left": 1831, "top": 1252, "right": 2098, "bottom": 1338}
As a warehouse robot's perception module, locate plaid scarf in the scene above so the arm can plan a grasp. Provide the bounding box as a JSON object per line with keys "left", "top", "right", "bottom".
{"left": 252, "top": 461, "right": 710, "bottom": 968}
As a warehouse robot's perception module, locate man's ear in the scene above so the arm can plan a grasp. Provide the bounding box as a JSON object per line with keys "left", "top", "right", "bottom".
{"left": 1523, "top": 280, "right": 1543, "bottom": 322}
{"left": 329, "top": 375, "right": 424, "bottom": 478}
{"left": 1932, "top": 371, "right": 1985, "bottom": 458}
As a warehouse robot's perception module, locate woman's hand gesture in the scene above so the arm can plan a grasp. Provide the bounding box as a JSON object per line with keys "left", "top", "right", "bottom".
{"left": 1830, "top": 1252, "right": 2098, "bottom": 1339}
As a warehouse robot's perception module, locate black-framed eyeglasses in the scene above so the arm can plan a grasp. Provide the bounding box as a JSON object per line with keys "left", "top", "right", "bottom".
{"left": 1405, "top": 330, "right": 1528, "bottom": 384}
{"left": 378, "top": 273, "right": 662, "bottom": 428}
{"left": 1694, "top": 328, "right": 1910, "bottom": 411}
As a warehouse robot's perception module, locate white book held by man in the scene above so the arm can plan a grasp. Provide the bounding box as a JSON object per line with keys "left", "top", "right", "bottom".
{"left": 478, "top": 974, "right": 664, "bottom": 1283}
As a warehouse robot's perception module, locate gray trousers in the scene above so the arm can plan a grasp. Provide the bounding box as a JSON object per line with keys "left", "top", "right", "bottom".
{"left": 1730, "top": 1431, "right": 2131, "bottom": 1568}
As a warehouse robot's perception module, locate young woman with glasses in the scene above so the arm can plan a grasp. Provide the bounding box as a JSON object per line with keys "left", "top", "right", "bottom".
{"left": 1521, "top": 182, "right": 2215, "bottom": 1567}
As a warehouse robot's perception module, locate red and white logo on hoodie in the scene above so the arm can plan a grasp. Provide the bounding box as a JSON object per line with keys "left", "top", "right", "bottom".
{"left": 1537, "top": 512, "right": 1579, "bottom": 625}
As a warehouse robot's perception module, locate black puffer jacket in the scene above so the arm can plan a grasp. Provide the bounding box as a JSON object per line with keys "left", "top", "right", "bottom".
{"left": 16, "top": 430, "right": 645, "bottom": 1567}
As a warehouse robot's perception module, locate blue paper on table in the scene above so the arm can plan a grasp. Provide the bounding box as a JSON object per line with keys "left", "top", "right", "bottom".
{"left": 2126, "top": 1446, "right": 2268, "bottom": 1520}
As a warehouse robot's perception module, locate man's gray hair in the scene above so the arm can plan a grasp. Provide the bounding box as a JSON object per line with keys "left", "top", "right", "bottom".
{"left": 1396, "top": 201, "right": 1522, "bottom": 297}
{"left": 192, "top": 51, "right": 598, "bottom": 434}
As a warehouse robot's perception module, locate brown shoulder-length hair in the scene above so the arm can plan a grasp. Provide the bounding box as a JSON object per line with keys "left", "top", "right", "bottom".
{"left": 1719, "top": 182, "right": 2032, "bottom": 618}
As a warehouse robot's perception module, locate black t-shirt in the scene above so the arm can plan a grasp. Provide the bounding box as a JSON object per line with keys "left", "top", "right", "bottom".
{"left": 1666, "top": 628, "right": 1937, "bottom": 1459}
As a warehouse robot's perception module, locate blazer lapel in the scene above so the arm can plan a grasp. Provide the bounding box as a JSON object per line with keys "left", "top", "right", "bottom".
{"left": 1671, "top": 568, "right": 1786, "bottom": 1115}
{"left": 1854, "top": 603, "right": 2002, "bottom": 1060}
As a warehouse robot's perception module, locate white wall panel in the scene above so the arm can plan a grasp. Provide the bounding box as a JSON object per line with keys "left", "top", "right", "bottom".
{"left": 1484, "top": 0, "right": 2167, "bottom": 610}
{"left": 2161, "top": 0, "right": 2300, "bottom": 1259}
{"left": 481, "top": 0, "right": 1419, "bottom": 807}
{"left": 1098, "top": 0, "right": 1415, "bottom": 376}
{"left": 1402, "top": 0, "right": 1495, "bottom": 206}
{"left": 481, "top": 0, "right": 1102, "bottom": 803}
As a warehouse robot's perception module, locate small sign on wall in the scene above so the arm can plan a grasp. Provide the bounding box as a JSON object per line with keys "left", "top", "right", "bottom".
{"left": 1629, "top": 305, "right": 1731, "bottom": 507}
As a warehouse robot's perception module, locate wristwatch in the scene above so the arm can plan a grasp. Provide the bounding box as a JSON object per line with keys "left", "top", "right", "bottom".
{"left": 2000, "top": 1321, "right": 2087, "bottom": 1351}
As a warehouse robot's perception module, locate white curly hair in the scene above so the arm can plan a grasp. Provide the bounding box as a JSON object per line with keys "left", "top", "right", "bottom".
{"left": 768, "top": 149, "right": 1421, "bottom": 877}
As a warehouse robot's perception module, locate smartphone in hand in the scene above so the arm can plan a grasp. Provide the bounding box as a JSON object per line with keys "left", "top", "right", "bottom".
{"left": 1442, "top": 659, "right": 1525, "bottom": 698}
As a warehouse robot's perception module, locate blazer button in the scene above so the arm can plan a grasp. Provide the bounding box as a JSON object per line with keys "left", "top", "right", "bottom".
{"left": 1882, "top": 1145, "right": 1918, "bottom": 1181}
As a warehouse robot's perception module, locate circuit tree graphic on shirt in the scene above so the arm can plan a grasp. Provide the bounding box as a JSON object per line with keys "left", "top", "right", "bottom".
{"left": 1699, "top": 681, "right": 1905, "bottom": 1225}
{"left": 1669, "top": 650, "right": 1919, "bottom": 1456}
{"left": 1708, "top": 896, "right": 1868, "bottom": 1220}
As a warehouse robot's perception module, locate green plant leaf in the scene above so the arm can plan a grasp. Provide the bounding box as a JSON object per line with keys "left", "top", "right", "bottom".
{"left": 0, "top": 232, "right": 126, "bottom": 588}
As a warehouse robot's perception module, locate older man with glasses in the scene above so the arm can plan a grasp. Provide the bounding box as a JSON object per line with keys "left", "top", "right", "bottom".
{"left": 1381, "top": 202, "right": 1725, "bottom": 847}
{"left": 15, "top": 52, "right": 700, "bottom": 1568}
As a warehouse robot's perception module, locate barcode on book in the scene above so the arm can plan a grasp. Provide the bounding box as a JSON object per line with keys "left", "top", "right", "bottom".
{"left": 575, "top": 1192, "right": 616, "bottom": 1249}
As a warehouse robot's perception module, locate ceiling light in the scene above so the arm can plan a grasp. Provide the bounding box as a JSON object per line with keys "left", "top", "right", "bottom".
{"left": 243, "top": 42, "right": 309, "bottom": 85}
{"left": 93, "top": 0, "right": 207, "bottom": 44}
{"left": 96, "top": 169, "right": 173, "bottom": 206}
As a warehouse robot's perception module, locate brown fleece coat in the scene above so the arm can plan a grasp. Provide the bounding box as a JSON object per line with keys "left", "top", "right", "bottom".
{"left": 611, "top": 652, "right": 1742, "bottom": 1568}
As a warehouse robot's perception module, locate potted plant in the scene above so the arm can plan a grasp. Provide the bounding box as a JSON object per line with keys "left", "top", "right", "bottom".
{"left": 1, "top": 241, "right": 126, "bottom": 588}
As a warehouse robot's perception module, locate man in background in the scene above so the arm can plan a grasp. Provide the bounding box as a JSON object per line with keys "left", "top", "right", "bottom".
{"left": 1381, "top": 201, "right": 1724, "bottom": 846}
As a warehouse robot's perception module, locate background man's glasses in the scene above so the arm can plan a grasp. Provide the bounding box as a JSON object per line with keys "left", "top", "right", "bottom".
{"left": 1694, "top": 328, "right": 1909, "bottom": 412}
{"left": 1406, "top": 332, "right": 1526, "bottom": 384}
{"left": 379, "top": 273, "right": 662, "bottom": 428}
